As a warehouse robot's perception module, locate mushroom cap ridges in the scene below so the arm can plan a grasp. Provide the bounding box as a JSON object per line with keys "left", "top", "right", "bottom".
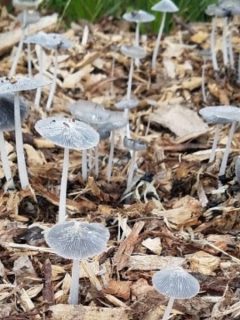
{"left": 152, "top": 266, "right": 200, "bottom": 299}
{"left": 45, "top": 221, "right": 110, "bottom": 260}
{"left": 0, "top": 76, "right": 51, "bottom": 94}
{"left": 123, "top": 10, "right": 155, "bottom": 23}
{"left": 151, "top": 0, "right": 179, "bottom": 13}
{"left": 35, "top": 117, "right": 100, "bottom": 150}
{"left": 0, "top": 93, "right": 28, "bottom": 131}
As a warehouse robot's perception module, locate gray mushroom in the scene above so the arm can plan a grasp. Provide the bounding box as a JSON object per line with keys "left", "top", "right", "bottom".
{"left": 199, "top": 106, "right": 240, "bottom": 176}
{"left": 123, "top": 136, "right": 147, "bottom": 188}
{"left": 35, "top": 117, "right": 99, "bottom": 222}
{"left": 152, "top": 266, "right": 200, "bottom": 320}
{"left": 151, "top": 0, "right": 179, "bottom": 70}
{"left": 45, "top": 220, "right": 110, "bottom": 304}
{"left": 0, "top": 76, "right": 50, "bottom": 189}
{"left": 0, "top": 93, "right": 27, "bottom": 189}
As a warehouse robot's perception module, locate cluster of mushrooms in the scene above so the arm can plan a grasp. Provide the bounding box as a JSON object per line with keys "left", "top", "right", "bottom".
{"left": 0, "top": 0, "right": 212, "bottom": 317}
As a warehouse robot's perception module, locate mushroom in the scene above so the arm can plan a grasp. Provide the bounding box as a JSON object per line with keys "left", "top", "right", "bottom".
{"left": 0, "top": 93, "right": 27, "bottom": 189}
{"left": 25, "top": 32, "right": 73, "bottom": 110}
{"left": 0, "top": 76, "right": 51, "bottom": 189}
{"left": 152, "top": 266, "right": 200, "bottom": 320}
{"left": 123, "top": 136, "right": 147, "bottom": 188}
{"left": 45, "top": 220, "right": 110, "bottom": 304}
{"left": 199, "top": 106, "right": 240, "bottom": 176}
{"left": 35, "top": 117, "right": 99, "bottom": 222}
{"left": 123, "top": 10, "right": 155, "bottom": 65}
{"left": 70, "top": 100, "right": 111, "bottom": 181}
{"left": 10, "top": 0, "right": 43, "bottom": 77}
{"left": 151, "top": 0, "right": 179, "bottom": 70}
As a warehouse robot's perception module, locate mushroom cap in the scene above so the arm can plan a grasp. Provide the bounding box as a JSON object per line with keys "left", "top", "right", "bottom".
{"left": 0, "top": 76, "right": 51, "bottom": 94}
{"left": 152, "top": 266, "right": 200, "bottom": 299}
{"left": 35, "top": 117, "right": 100, "bottom": 150}
{"left": 17, "top": 11, "right": 40, "bottom": 27}
{"left": 0, "top": 93, "right": 28, "bottom": 131}
{"left": 199, "top": 106, "right": 240, "bottom": 124}
{"left": 116, "top": 97, "right": 139, "bottom": 110}
{"left": 151, "top": 0, "right": 179, "bottom": 13}
{"left": 205, "top": 4, "right": 228, "bottom": 16}
{"left": 121, "top": 45, "right": 146, "bottom": 59}
{"left": 24, "top": 32, "right": 73, "bottom": 50}
{"left": 45, "top": 220, "right": 110, "bottom": 260}
{"left": 219, "top": 0, "right": 240, "bottom": 15}
{"left": 123, "top": 10, "right": 155, "bottom": 23}
{"left": 70, "top": 100, "right": 111, "bottom": 126}
{"left": 13, "top": 0, "right": 43, "bottom": 9}
{"left": 104, "top": 111, "right": 128, "bottom": 131}
{"left": 123, "top": 136, "right": 147, "bottom": 151}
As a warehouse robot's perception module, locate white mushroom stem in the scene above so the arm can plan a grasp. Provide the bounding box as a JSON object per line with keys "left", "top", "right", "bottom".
{"left": 68, "top": 259, "right": 80, "bottom": 305}
{"left": 219, "top": 121, "right": 237, "bottom": 177}
{"left": 127, "top": 58, "right": 134, "bottom": 100}
{"left": 222, "top": 17, "right": 229, "bottom": 66}
{"left": 209, "top": 124, "right": 221, "bottom": 163}
{"left": 82, "top": 149, "right": 88, "bottom": 182}
{"left": 58, "top": 147, "right": 69, "bottom": 223}
{"left": 152, "top": 12, "right": 166, "bottom": 70}
{"left": 34, "top": 46, "right": 43, "bottom": 108}
{"left": 162, "top": 297, "right": 175, "bottom": 320}
{"left": 94, "top": 145, "right": 99, "bottom": 178}
{"left": 135, "top": 22, "right": 140, "bottom": 66}
{"left": 14, "top": 93, "right": 29, "bottom": 189}
{"left": 201, "top": 63, "right": 207, "bottom": 103}
{"left": 211, "top": 17, "right": 219, "bottom": 71}
{"left": 9, "top": 30, "right": 25, "bottom": 78}
{"left": 228, "top": 26, "right": 234, "bottom": 69}
{"left": 0, "top": 131, "right": 14, "bottom": 187}
{"left": 46, "top": 50, "right": 58, "bottom": 111}
{"left": 127, "top": 150, "right": 136, "bottom": 188}
{"left": 107, "top": 130, "right": 115, "bottom": 182}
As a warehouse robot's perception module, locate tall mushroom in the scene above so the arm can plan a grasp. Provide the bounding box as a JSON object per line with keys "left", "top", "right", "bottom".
{"left": 35, "top": 117, "right": 99, "bottom": 222}
{"left": 45, "top": 220, "right": 109, "bottom": 304}
{"left": 0, "top": 76, "right": 51, "bottom": 189}
{"left": 151, "top": 0, "right": 179, "bottom": 70}
{"left": 0, "top": 93, "right": 28, "bottom": 189}
{"left": 152, "top": 266, "right": 200, "bottom": 320}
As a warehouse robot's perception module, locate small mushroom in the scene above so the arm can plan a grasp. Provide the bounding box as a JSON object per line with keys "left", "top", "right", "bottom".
{"left": 152, "top": 266, "right": 200, "bottom": 320}
{"left": 35, "top": 117, "right": 99, "bottom": 222}
{"left": 45, "top": 220, "right": 110, "bottom": 304}
{"left": 123, "top": 136, "right": 147, "bottom": 188}
{"left": 25, "top": 32, "right": 73, "bottom": 110}
{"left": 199, "top": 106, "right": 240, "bottom": 176}
{"left": 151, "top": 0, "right": 179, "bottom": 70}
{"left": 123, "top": 10, "right": 155, "bottom": 65}
{"left": 0, "top": 93, "right": 27, "bottom": 189}
{"left": 0, "top": 76, "right": 51, "bottom": 189}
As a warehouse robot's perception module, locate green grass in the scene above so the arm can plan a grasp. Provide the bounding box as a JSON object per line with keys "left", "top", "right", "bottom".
{"left": 44, "top": 0, "right": 217, "bottom": 32}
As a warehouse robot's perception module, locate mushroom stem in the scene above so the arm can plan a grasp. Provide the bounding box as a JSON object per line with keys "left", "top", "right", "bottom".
{"left": 209, "top": 124, "right": 221, "bottom": 163}
{"left": 27, "top": 42, "right": 32, "bottom": 77}
{"left": 228, "top": 25, "right": 234, "bottom": 69}
{"left": 162, "top": 297, "right": 175, "bottom": 320}
{"left": 222, "top": 17, "right": 229, "bottom": 66}
{"left": 82, "top": 149, "right": 88, "bottom": 182}
{"left": 219, "top": 121, "right": 237, "bottom": 177}
{"left": 59, "top": 147, "right": 69, "bottom": 223}
{"left": 211, "top": 17, "right": 219, "bottom": 71}
{"left": 9, "top": 29, "right": 25, "bottom": 78}
{"left": 34, "top": 46, "right": 43, "bottom": 108}
{"left": 68, "top": 259, "right": 80, "bottom": 305}
{"left": 127, "top": 150, "right": 136, "bottom": 188}
{"left": 14, "top": 93, "right": 29, "bottom": 189}
{"left": 46, "top": 50, "right": 58, "bottom": 111}
{"left": 201, "top": 62, "right": 207, "bottom": 103}
{"left": 94, "top": 145, "right": 99, "bottom": 178}
{"left": 107, "top": 130, "right": 115, "bottom": 182}
{"left": 152, "top": 12, "right": 166, "bottom": 70}
{"left": 0, "top": 131, "right": 14, "bottom": 188}
{"left": 127, "top": 58, "right": 134, "bottom": 100}
{"left": 135, "top": 22, "right": 140, "bottom": 67}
